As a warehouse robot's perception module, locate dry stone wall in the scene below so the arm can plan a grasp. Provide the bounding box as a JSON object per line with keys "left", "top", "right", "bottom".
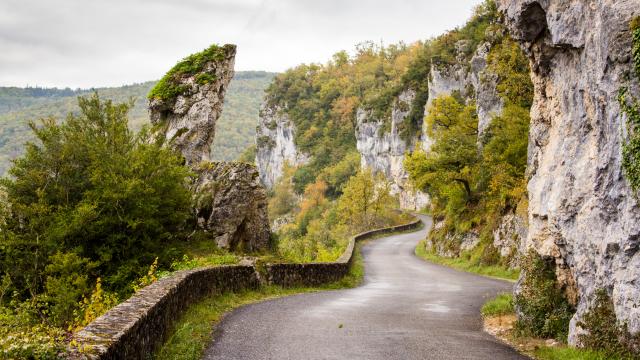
{"left": 69, "top": 216, "right": 422, "bottom": 359}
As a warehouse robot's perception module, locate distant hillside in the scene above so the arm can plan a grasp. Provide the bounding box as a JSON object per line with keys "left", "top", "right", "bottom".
{"left": 0, "top": 71, "right": 275, "bottom": 175}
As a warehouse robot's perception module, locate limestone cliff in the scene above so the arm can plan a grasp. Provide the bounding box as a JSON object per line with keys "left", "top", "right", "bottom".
{"left": 421, "top": 36, "right": 529, "bottom": 260}
{"left": 423, "top": 42, "right": 503, "bottom": 147}
{"left": 255, "top": 103, "right": 308, "bottom": 189}
{"left": 355, "top": 90, "right": 430, "bottom": 210}
{"left": 499, "top": 0, "right": 640, "bottom": 343}
{"left": 149, "top": 44, "right": 236, "bottom": 166}
{"left": 150, "top": 44, "right": 270, "bottom": 251}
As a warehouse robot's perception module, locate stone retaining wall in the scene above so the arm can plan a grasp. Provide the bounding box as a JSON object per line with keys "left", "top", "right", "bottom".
{"left": 69, "top": 266, "right": 259, "bottom": 360}
{"left": 266, "top": 218, "right": 422, "bottom": 287}
{"left": 69, "top": 215, "right": 421, "bottom": 359}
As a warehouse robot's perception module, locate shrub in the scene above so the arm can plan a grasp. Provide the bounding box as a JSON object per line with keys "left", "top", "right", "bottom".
{"left": 44, "top": 251, "right": 96, "bottom": 326}
{"left": 73, "top": 278, "right": 119, "bottom": 329}
{"left": 514, "top": 250, "right": 574, "bottom": 341}
{"left": 1, "top": 93, "right": 192, "bottom": 295}
{"left": 578, "top": 290, "right": 640, "bottom": 358}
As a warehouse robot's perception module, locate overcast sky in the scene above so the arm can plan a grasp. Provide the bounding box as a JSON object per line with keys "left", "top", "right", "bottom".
{"left": 0, "top": 0, "right": 482, "bottom": 89}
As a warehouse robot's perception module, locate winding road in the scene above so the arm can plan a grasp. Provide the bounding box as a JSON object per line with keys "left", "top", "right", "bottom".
{"left": 203, "top": 215, "right": 527, "bottom": 359}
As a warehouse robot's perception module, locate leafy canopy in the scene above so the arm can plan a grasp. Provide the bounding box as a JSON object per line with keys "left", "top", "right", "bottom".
{"left": 1, "top": 93, "right": 192, "bottom": 297}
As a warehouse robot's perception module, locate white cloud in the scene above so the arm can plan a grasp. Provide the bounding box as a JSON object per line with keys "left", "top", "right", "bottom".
{"left": 0, "top": 0, "right": 482, "bottom": 88}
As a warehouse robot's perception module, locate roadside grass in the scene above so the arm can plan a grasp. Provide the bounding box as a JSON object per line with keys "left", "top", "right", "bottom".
{"left": 533, "top": 346, "right": 611, "bottom": 360}
{"left": 414, "top": 240, "right": 519, "bottom": 281}
{"left": 482, "top": 293, "right": 617, "bottom": 360}
{"left": 481, "top": 292, "right": 514, "bottom": 317}
{"left": 154, "top": 245, "right": 365, "bottom": 360}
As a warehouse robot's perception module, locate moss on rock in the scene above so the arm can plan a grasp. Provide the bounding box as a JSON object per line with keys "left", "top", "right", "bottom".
{"left": 148, "top": 44, "right": 233, "bottom": 102}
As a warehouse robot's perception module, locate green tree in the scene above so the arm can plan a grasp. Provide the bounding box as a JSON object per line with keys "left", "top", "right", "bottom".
{"left": 406, "top": 95, "right": 479, "bottom": 201}
{"left": 337, "top": 169, "right": 396, "bottom": 231}
{"left": 0, "top": 93, "right": 192, "bottom": 297}
{"left": 268, "top": 163, "right": 297, "bottom": 218}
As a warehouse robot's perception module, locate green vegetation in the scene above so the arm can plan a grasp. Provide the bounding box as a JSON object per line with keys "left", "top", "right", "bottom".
{"left": 481, "top": 293, "right": 514, "bottom": 317}
{"left": 0, "top": 71, "right": 275, "bottom": 175}
{"left": 273, "top": 168, "right": 410, "bottom": 263}
{"left": 576, "top": 290, "right": 639, "bottom": 359}
{"left": 155, "top": 245, "right": 365, "bottom": 360}
{"left": 0, "top": 94, "right": 247, "bottom": 356}
{"left": 404, "top": 2, "right": 531, "bottom": 272}
{"left": 533, "top": 346, "right": 611, "bottom": 360}
{"left": 514, "top": 251, "right": 574, "bottom": 342}
{"left": 148, "top": 44, "right": 230, "bottom": 102}
{"left": 620, "top": 17, "right": 640, "bottom": 193}
{"left": 415, "top": 240, "right": 519, "bottom": 281}
{"left": 481, "top": 292, "right": 632, "bottom": 360}
{"left": 265, "top": 42, "right": 422, "bottom": 195}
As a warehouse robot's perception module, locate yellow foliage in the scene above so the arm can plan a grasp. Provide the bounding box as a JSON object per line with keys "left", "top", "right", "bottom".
{"left": 73, "top": 278, "right": 119, "bottom": 331}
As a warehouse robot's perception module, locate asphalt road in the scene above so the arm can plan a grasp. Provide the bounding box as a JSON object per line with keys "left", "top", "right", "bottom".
{"left": 203, "top": 215, "right": 527, "bottom": 359}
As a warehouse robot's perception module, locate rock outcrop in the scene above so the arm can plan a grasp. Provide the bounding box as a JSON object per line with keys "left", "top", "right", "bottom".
{"left": 493, "top": 213, "right": 528, "bottom": 268}
{"left": 150, "top": 44, "right": 270, "bottom": 252}
{"left": 423, "top": 43, "right": 503, "bottom": 149}
{"left": 356, "top": 90, "right": 430, "bottom": 210}
{"left": 192, "top": 162, "right": 270, "bottom": 251}
{"left": 499, "top": 0, "right": 640, "bottom": 343}
{"left": 255, "top": 103, "right": 308, "bottom": 188}
{"left": 149, "top": 44, "right": 236, "bottom": 166}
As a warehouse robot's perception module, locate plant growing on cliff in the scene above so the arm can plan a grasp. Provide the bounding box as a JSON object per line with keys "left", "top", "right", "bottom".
{"left": 577, "top": 290, "right": 639, "bottom": 358}
{"left": 514, "top": 250, "right": 574, "bottom": 341}
{"left": 620, "top": 18, "right": 640, "bottom": 194}
{"left": 148, "top": 44, "right": 230, "bottom": 102}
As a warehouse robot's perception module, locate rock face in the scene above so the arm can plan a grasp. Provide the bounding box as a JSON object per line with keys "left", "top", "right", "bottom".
{"left": 493, "top": 213, "right": 528, "bottom": 268}
{"left": 149, "top": 45, "right": 236, "bottom": 166}
{"left": 422, "top": 43, "right": 503, "bottom": 151}
{"left": 499, "top": 0, "right": 640, "bottom": 343}
{"left": 356, "top": 90, "right": 430, "bottom": 210}
{"left": 192, "top": 162, "right": 270, "bottom": 251}
{"left": 255, "top": 103, "right": 308, "bottom": 188}
{"left": 150, "top": 44, "right": 270, "bottom": 252}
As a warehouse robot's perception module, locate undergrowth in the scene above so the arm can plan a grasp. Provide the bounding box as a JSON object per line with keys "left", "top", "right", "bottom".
{"left": 415, "top": 240, "right": 519, "bottom": 281}
{"left": 514, "top": 250, "right": 574, "bottom": 342}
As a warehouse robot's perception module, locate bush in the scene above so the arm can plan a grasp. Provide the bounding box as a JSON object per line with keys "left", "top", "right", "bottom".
{"left": 578, "top": 290, "right": 639, "bottom": 358}
{"left": 73, "top": 278, "right": 119, "bottom": 329}
{"left": 44, "top": 251, "right": 96, "bottom": 326}
{"left": 0, "top": 302, "right": 66, "bottom": 359}
{"left": 514, "top": 250, "right": 574, "bottom": 341}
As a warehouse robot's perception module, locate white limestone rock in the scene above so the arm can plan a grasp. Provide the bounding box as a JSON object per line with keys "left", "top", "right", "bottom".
{"left": 355, "top": 89, "right": 430, "bottom": 211}
{"left": 499, "top": 0, "right": 640, "bottom": 343}
{"left": 255, "top": 103, "right": 308, "bottom": 189}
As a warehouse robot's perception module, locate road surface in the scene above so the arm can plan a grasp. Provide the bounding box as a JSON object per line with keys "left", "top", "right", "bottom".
{"left": 203, "top": 215, "right": 527, "bottom": 359}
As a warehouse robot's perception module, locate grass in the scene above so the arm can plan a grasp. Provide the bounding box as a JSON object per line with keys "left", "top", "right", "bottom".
{"left": 481, "top": 292, "right": 514, "bottom": 317}
{"left": 534, "top": 346, "right": 612, "bottom": 360}
{"left": 481, "top": 294, "right": 620, "bottom": 360}
{"left": 414, "top": 240, "right": 520, "bottom": 281}
{"left": 154, "top": 245, "right": 364, "bottom": 360}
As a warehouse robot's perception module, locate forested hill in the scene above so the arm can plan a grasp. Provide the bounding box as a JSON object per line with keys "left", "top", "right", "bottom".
{"left": 0, "top": 71, "right": 275, "bottom": 175}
